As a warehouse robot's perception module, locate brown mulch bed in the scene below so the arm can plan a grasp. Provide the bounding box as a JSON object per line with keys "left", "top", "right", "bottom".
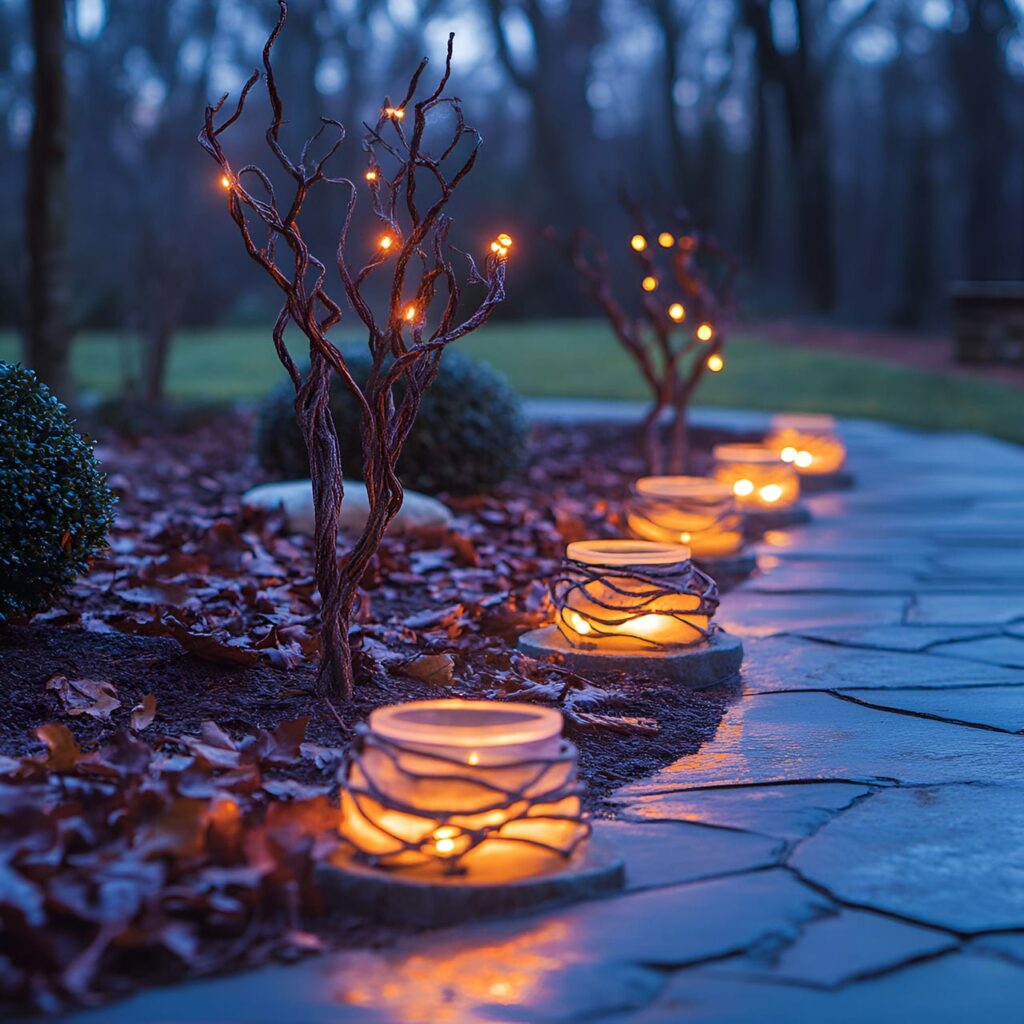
{"left": 0, "top": 411, "right": 743, "bottom": 1013}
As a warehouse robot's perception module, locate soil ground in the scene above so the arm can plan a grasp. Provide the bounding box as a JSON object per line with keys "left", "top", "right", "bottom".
{"left": 0, "top": 414, "right": 745, "bottom": 809}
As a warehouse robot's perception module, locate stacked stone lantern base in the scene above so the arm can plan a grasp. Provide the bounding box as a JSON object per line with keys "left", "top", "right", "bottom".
{"left": 318, "top": 842, "right": 625, "bottom": 927}
{"left": 518, "top": 626, "right": 744, "bottom": 688}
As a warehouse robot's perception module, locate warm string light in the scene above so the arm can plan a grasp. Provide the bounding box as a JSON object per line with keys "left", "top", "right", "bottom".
{"left": 630, "top": 234, "right": 647, "bottom": 252}
{"left": 219, "top": 175, "right": 232, "bottom": 189}
{"left": 696, "top": 323, "right": 714, "bottom": 342}
{"left": 365, "top": 169, "right": 378, "bottom": 182}
{"left": 489, "top": 232, "right": 513, "bottom": 258}
{"left": 658, "top": 232, "right": 675, "bottom": 248}
{"left": 668, "top": 303, "right": 686, "bottom": 322}
{"left": 383, "top": 106, "right": 405, "bottom": 120}
{"left": 642, "top": 276, "right": 658, "bottom": 292}
{"left": 781, "top": 446, "right": 814, "bottom": 469}
{"left": 404, "top": 304, "right": 418, "bottom": 322}
{"left": 707, "top": 353, "right": 724, "bottom": 372}
{"left": 379, "top": 234, "right": 394, "bottom": 251}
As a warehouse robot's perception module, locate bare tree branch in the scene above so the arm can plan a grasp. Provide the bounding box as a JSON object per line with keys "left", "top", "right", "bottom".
{"left": 198, "top": 1, "right": 509, "bottom": 699}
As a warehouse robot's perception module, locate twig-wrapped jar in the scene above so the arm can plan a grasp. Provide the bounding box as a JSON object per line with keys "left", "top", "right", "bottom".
{"left": 552, "top": 539, "right": 719, "bottom": 650}
{"left": 766, "top": 413, "right": 847, "bottom": 475}
{"left": 627, "top": 476, "right": 744, "bottom": 559}
{"left": 712, "top": 443, "right": 800, "bottom": 510}
{"left": 338, "top": 700, "right": 588, "bottom": 880}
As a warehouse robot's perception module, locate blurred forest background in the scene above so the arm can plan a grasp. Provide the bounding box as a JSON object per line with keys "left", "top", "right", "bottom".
{"left": 3, "top": 0, "right": 1024, "bottom": 400}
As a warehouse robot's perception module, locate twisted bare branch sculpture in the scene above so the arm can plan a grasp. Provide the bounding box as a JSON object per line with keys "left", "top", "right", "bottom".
{"left": 552, "top": 200, "right": 737, "bottom": 474}
{"left": 199, "top": 1, "right": 508, "bottom": 698}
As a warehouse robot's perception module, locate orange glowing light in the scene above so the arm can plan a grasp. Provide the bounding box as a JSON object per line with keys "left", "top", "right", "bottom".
{"left": 219, "top": 175, "right": 231, "bottom": 189}
{"left": 707, "top": 353, "right": 724, "bottom": 372}
{"left": 733, "top": 478, "right": 754, "bottom": 497}
{"left": 404, "top": 304, "right": 418, "bottom": 321}
{"left": 365, "top": 169, "right": 378, "bottom": 182}
{"left": 567, "top": 610, "right": 592, "bottom": 636}
{"left": 668, "top": 303, "right": 685, "bottom": 322}
{"left": 384, "top": 106, "right": 405, "bottom": 120}
{"left": 658, "top": 232, "right": 675, "bottom": 248}
{"left": 490, "top": 232, "right": 512, "bottom": 258}
{"left": 432, "top": 825, "right": 461, "bottom": 855}
{"left": 642, "top": 276, "right": 658, "bottom": 292}
{"left": 630, "top": 234, "right": 647, "bottom": 252}
{"left": 696, "top": 323, "right": 714, "bottom": 342}
{"left": 379, "top": 234, "right": 394, "bottom": 251}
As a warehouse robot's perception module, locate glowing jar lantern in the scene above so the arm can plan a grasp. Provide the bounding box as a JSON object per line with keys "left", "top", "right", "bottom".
{"left": 552, "top": 539, "right": 719, "bottom": 651}
{"left": 627, "top": 477, "right": 744, "bottom": 559}
{"left": 338, "top": 700, "right": 588, "bottom": 880}
{"left": 712, "top": 443, "right": 800, "bottom": 510}
{"left": 767, "top": 413, "right": 847, "bottom": 476}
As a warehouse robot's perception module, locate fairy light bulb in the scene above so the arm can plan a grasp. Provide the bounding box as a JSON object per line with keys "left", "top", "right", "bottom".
{"left": 733, "top": 478, "right": 754, "bottom": 497}
{"left": 219, "top": 175, "right": 231, "bottom": 189}
{"left": 365, "top": 169, "right": 378, "bottom": 182}
{"left": 707, "top": 353, "right": 724, "bottom": 372}
{"left": 404, "top": 304, "right": 417, "bottom": 322}
{"left": 668, "top": 303, "right": 685, "bottom": 322}
{"left": 630, "top": 234, "right": 647, "bottom": 252}
{"left": 384, "top": 106, "right": 405, "bottom": 120}
{"left": 780, "top": 446, "right": 798, "bottom": 463}
{"left": 658, "top": 232, "right": 675, "bottom": 248}
{"left": 490, "top": 233, "right": 512, "bottom": 258}
{"left": 432, "top": 825, "right": 460, "bottom": 855}
{"left": 379, "top": 234, "right": 394, "bottom": 251}
{"left": 696, "top": 323, "right": 714, "bottom": 342}
{"left": 642, "top": 276, "right": 658, "bottom": 292}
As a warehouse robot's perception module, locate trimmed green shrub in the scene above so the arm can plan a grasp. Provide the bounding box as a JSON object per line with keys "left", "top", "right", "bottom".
{"left": 0, "top": 363, "right": 117, "bottom": 619}
{"left": 256, "top": 349, "right": 528, "bottom": 495}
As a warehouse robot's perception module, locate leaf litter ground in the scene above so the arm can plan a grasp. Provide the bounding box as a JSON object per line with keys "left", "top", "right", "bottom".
{"left": 0, "top": 412, "right": 743, "bottom": 1012}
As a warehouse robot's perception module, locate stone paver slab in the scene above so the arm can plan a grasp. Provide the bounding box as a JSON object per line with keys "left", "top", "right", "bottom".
{"left": 740, "top": 636, "right": 1023, "bottom": 692}
{"left": 792, "top": 784, "right": 1024, "bottom": 932}
{"left": 787, "top": 623, "right": 1001, "bottom": 652}
{"left": 756, "top": 534, "right": 940, "bottom": 561}
{"left": 930, "top": 634, "right": 1024, "bottom": 669}
{"left": 970, "top": 932, "right": 1024, "bottom": 965}
{"left": 839, "top": 685, "right": 1024, "bottom": 733}
{"left": 592, "top": 819, "right": 781, "bottom": 890}
{"left": 744, "top": 565, "right": 923, "bottom": 595}
{"left": 907, "top": 593, "right": 1024, "bottom": 625}
{"left": 715, "top": 907, "right": 956, "bottom": 988}
{"left": 718, "top": 593, "right": 909, "bottom": 637}
{"left": 613, "top": 782, "right": 872, "bottom": 840}
{"left": 617, "top": 692, "right": 1024, "bottom": 795}
{"left": 630, "top": 953, "right": 1024, "bottom": 1024}
{"left": 69, "top": 871, "right": 828, "bottom": 1024}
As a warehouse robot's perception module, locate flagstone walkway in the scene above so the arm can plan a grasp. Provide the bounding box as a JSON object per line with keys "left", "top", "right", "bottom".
{"left": 70, "top": 408, "right": 1024, "bottom": 1023}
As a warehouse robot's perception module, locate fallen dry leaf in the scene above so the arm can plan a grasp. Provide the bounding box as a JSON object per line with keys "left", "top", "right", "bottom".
{"left": 130, "top": 694, "right": 157, "bottom": 731}
{"left": 46, "top": 675, "right": 122, "bottom": 721}
{"left": 402, "top": 653, "right": 455, "bottom": 687}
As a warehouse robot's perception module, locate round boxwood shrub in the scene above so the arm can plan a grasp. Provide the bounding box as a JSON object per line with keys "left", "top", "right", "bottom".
{"left": 0, "top": 363, "right": 116, "bottom": 620}
{"left": 256, "top": 349, "right": 528, "bottom": 495}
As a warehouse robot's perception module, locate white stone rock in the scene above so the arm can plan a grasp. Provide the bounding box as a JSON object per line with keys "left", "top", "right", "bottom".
{"left": 241, "top": 479, "right": 453, "bottom": 538}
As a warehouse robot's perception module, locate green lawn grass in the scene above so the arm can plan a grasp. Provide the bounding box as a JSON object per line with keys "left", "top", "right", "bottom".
{"left": 2, "top": 320, "right": 1022, "bottom": 444}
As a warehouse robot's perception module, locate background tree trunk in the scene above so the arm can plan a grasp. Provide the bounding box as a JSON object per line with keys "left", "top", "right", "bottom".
{"left": 24, "top": 0, "right": 71, "bottom": 397}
